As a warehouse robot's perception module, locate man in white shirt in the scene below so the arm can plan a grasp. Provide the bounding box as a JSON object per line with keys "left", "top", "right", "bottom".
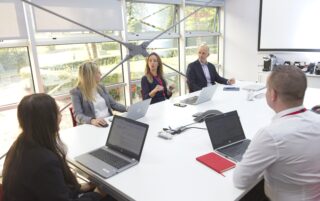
{"left": 233, "top": 65, "right": 320, "bottom": 201}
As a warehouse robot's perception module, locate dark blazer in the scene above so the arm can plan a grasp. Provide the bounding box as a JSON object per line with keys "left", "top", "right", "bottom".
{"left": 2, "top": 139, "right": 101, "bottom": 201}
{"left": 186, "top": 60, "right": 228, "bottom": 92}
{"left": 141, "top": 75, "right": 172, "bottom": 104}
{"left": 70, "top": 84, "right": 126, "bottom": 124}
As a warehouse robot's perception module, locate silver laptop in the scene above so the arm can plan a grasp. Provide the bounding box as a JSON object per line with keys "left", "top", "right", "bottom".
{"left": 180, "top": 85, "right": 218, "bottom": 105}
{"left": 75, "top": 116, "right": 149, "bottom": 178}
{"left": 109, "top": 99, "right": 151, "bottom": 122}
{"left": 205, "top": 110, "right": 251, "bottom": 162}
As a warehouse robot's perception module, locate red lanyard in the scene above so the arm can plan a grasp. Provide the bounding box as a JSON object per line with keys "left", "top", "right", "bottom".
{"left": 154, "top": 76, "right": 165, "bottom": 97}
{"left": 282, "top": 108, "right": 307, "bottom": 117}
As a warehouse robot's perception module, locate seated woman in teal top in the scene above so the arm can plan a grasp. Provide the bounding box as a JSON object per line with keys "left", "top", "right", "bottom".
{"left": 141, "top": 52, "right": 175, "bottom": 104}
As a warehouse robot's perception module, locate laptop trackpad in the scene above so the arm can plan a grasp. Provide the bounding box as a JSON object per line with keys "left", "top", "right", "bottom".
{"left": 218, "top": 140, "right": 250, "bottom": 162}
{"left": 76, "top": 154, "right": 117, "bottom": 178}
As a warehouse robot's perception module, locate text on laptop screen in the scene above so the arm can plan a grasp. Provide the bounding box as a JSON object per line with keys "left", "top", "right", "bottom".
{"left": 206, "top": 111, "right": 246, "bottom": 148}
{"left": 107, "top": 117, "right": 147, "bottom": 158}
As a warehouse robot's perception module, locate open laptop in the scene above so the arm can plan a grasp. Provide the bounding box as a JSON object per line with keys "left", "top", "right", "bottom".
{"left": 109, "top": 98, "right": 151, "bottom": 122}
{"left": 75, "top": 115, "right": 149, "bottom": 178}
{"left": 180, "top": 85, "right": 217, "bottom": 105}
{"left": 205, "top": 110, "right": 250, "bottom": 162}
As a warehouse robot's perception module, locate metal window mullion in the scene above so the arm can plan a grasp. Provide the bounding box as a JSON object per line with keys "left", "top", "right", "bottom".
{"left": 179, "top": 1, "right": 187, "bottom": 95}
{"left": 0, "top": 40, "right": 29, "bottom": 48}
{"left": 121, "top": 0, "right": 132, "bottom": 106}
{"left": 219, "top": 6, "right": 225, "bottom": 76}
{"left": 105, "top": 82, "right": 127, "bottom": 90}
{"left": 185, "top": 31, "right": 221, "bottom": 37}
{"left": 35, "top": 35, "right": 122, "bottom": 46}
{"left": 23, "top": 3, "right": 44, "bottom": 93}
{"left": 127, "top": 32, "right": 179, "bottom": 41}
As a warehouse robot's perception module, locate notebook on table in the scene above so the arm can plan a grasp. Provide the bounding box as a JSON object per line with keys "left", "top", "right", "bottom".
{"left": 180, "top": 85, "right": 218, "bottom": 105}
{"left": 205, "top": 111, "right": 251, "bottom": 162}
{"left": 109, "top": 98, "right": 151, "bottom": 122}
{"left": 75, "top": 115, "right": 149, "bottom": 178}
{"left": 196, "top": 152, "right": 236, "bottom": 174}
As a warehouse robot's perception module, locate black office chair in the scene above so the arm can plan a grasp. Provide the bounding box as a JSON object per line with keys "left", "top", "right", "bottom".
{"left": 311, "top": 105, "right": 320, "bottom": 114}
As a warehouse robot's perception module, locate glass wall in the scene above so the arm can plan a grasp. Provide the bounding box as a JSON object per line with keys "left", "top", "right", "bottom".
{"left": 186, "top": 36, "right": 219, "bottom": 66}
{"left": 37, "top": 42, "right": 123, "bottom": 96}
{"left": 0, "top": 47, "right": 33, "bottom": 106}
{"left": 185, "top": 6, "right": 218, "bottom": 32}
{"left": 127, "top": 2, "right": 177, "bottom": 33}
{"left": 0, "top": 1, "right": 223, "bottom": 161}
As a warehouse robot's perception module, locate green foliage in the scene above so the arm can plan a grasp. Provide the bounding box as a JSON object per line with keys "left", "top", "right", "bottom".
{"left": 108, "top": 88, "right": 121, "bottom": 101}
{"left": 101, "top": 73, "right": 121, "bottom": 85}
{"left": 0, "top": 48, "right": 29, "bottom": 71}
{"left": 185, "top": 7, "right": 218, "bottom": 32}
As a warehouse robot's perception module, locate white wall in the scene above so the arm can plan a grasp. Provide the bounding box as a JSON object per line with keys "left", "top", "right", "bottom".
{"left": 224, "top": 0, "right": 260, "bottom": 82}
{"left": 224, "top": 0, "right": 320, "bottom": 82}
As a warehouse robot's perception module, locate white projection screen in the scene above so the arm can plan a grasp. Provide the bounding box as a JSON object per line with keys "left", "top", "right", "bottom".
{"left": 258, "top": 0, "right": 320, "bottom": 51}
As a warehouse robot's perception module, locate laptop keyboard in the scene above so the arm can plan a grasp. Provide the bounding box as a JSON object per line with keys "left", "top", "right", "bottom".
{"left": 90, "top": 149, "right": 130, "bottom": 169}
{"left": 181, "top": 96, "right": 198, "bottom": 104}
{"left": 219, "top": 140, "right": 250, "bottom": 162}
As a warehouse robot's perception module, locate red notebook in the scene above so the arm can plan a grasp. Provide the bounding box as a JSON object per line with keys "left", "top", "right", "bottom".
{"left": 196, "top": 152, "right": 236, "bottom": 175}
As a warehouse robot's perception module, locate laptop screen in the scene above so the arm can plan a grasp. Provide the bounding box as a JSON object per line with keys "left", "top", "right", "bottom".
{"left": 106, "top": 116, "right": 148, "bottom": 160}
{"left": 205, "top": 111, "right": 246, "bottom": 149}
{"left": 126, "top": 98, "right": 151, "bottom": 119}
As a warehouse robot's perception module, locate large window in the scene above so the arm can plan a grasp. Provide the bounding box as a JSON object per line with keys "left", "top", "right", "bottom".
{"left": 0, "top": 2, "right": 223, "bottom": 165}
{"left": 185, "top": 6, "right": 219, "bottom": 32}
{"left": 127, "top": 2, "right": 177, "bottom": 33}
{"left": 36, "top": 42, "right": 123, "bottom": 96}
{"left": 0, "top": 47, "right": 33, "bottom": 106}
{"left": 186, "top": 36, "right": 219, "bottom": 66}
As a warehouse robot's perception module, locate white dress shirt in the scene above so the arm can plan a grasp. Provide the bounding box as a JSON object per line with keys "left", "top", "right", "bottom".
{"left": 233, "top": 106, "right": 320, "bottom": 201}
{"left": 200, "top": 61, "right": 212, "bottom": 86}
{"left": 93, "top": 92, "right": 111, "bottom": 118}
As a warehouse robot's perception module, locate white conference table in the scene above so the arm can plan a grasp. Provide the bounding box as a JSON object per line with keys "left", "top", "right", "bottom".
{"left": 60, "top": 82, "right": 320, "bottom": 201}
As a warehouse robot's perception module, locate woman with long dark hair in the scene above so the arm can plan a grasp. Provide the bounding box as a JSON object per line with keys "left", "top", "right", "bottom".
{"left": 2, "top": 94, "right": 106, "bottom": 201}
{"left": 141, "top": 52, "right": 175, "bottom": 104}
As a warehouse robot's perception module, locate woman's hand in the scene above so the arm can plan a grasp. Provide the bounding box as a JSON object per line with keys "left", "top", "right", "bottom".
{"left": 80, "top": 182, "right": 96, "bottom": 192}
{"left": 168, "top": 84, "right": 175, "bottom": 92}
{"left": 149, "top": 85, "right": 164, "bottom": 97}
{"left": 90, "top": 118, "right": 108, "bottom": 127}
{"left": 155, "top": 85, "right": 164, "bottom": 92}
{"left": 94, "top": 186, "right": 108, "bottom": 197}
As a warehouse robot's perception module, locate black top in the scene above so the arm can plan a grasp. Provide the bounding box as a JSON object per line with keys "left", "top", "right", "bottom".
{"left": 186, "top": 60, "right": 228, "bottom": 92}
{"left": 2, "top": 139, "right": 102, "bottom": 201}
{"left": 141, "top": 75, "right": 172, "bottom": 104}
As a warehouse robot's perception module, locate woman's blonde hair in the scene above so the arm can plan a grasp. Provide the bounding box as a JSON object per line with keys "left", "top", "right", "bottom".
{"left": 77, "top": 61, "right": 99, "bottom": 101}
{"left": 145, "top": 52, "right": 164, "bottom": 83}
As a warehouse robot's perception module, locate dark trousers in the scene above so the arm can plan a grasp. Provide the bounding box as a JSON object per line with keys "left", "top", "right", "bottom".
{"left": 240, "top": 179, "right": 270, "bottom": 201}
{"left": 101, "top": 195, "right": 118, "bottom": 201}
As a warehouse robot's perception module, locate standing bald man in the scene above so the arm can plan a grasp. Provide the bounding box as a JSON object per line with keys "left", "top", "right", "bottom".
{"left": 186, "top": 44, "right": 235, "bottom": 92}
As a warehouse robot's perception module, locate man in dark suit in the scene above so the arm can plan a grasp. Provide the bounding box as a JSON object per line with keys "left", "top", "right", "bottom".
{"left": 186, "top": 44, "right": 235, "bottom": 92}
